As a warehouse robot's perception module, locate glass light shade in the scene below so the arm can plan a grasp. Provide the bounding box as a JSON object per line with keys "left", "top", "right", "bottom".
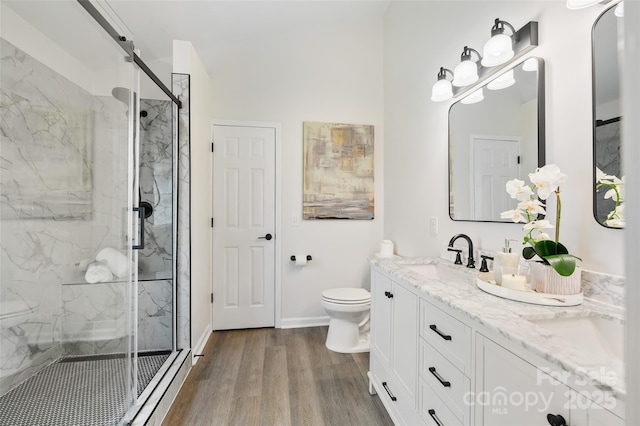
{"left": 566, "top": 0, "right": 601, "bottom": 9}
{"left": 523, "top": 58, "right": 538, "bottom": 72}
{"left": 431, "top": 79, "right": 453, "bottom": 102}
{"left": 461, "top": 88, "right": 484, "bottom": 105}
{"left": 481, "top": 33, "right": 514, "bottom": 67}
{"left": 487, "top": 69, "right": 515, "bottom": 90}
{"left": 452, "top": 60, "right": 479, "bottom": 87}
{"left": 615, "top": 2, "right": 624, "bottom": 17}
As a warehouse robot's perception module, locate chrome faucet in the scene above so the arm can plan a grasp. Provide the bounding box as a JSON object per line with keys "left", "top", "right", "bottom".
{"left": 448, "top": 234, "right": 475, "bottom": 268}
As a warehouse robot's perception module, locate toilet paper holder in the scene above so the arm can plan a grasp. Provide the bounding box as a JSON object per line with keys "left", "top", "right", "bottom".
{"left": 290, "top": 255, "right": 312, "bottom": 261}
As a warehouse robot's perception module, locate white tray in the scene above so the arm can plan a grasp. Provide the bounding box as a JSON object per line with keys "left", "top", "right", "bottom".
{"left": 476, "top": 272, "right": 583, "bottom": 307}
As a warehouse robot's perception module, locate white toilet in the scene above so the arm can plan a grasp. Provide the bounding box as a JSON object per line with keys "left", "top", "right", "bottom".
{"left": 321, "top": 288, "right": 371, "bottom": 353}
{"left": 0, "top": 299, "right": 39, "bottom": 329}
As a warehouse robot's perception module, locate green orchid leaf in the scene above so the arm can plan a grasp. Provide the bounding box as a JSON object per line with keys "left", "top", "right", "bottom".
{"left": 522, "top": 246, "right": 536, "bottom": 259}
{"left": 556, "top": 242, "right": 569, "bottom": 255}
{"left": 533, "top": 240, "right": 560, "bottom": 257}
{"left": 544, "top": 254, "right": 577, "bottom": 277}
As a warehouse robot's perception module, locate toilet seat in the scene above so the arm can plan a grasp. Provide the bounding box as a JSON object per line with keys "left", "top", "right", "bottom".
{"left": 321, "top": 288, "right": 370, "bottom": 305}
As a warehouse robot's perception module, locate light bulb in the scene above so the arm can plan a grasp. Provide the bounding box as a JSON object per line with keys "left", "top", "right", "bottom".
{"left": 481, "top": 33, "right": 514, "bottom": 67}
{"left": 615, "top": 2, "right": 624, "bottom": 17}
{"left": 566, "top": 0, "right": 601, "bottom": 9}
{"left": 453, "top": 60, "right": 479, "bottom": 87}
{"left": 487, "top": 69, "right": 515, "bottom": 90}
{"left": 431, "top": 79, "right": 453, "bottom": 102}
{"left": 523, "top": 58, "right": 538, "bottom": 72}
{"left": 461, "top": 88, "right": 484, "bottom": 104}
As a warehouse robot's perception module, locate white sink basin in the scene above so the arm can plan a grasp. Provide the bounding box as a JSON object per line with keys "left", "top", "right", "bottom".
{"left": 401, "top": 263, "right": 471, "bottom": 284}
{"left": 529, "top": 315, "right": 624, "bottom": 362}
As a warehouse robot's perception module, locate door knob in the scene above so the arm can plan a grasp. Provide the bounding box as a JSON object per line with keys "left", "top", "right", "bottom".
{"left": 258, "top": 233, "right": 273, "bottom": 241}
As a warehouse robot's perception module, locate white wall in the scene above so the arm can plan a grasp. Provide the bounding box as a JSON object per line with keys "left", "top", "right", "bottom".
{"left": 207, "top": 19, "right": 385, "bottom": 323}
{"left": 384, "top": 1, "right": 624, "bottom": 276}
{"left": 173, "top": 41, "right": 215, "bottom": 353}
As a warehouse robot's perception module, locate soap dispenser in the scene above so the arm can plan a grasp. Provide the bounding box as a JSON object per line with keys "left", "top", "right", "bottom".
{"left": 493, "top": 239, "right": 520, "bottom": 285}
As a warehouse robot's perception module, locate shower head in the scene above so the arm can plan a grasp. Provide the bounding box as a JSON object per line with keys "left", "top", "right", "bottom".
{"left": 111, "top": 87, "right": 131, "bottom": 105}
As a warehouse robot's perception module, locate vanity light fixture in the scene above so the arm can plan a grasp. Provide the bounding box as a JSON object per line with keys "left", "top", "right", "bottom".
{"left": 487, "top": 69, "right": 516, "bottom": 90}
{"left": 431, "top": 67, "right": 454, "bottom": 102}
{"left": 429, "top": 19, "right": 537, "bottom": 102}
{"left": 452, "top": 46, "right": 482, "bottom": 87}
{"left": 481, "top": 18, "right": 516, "bottom": 67}
{"left": 523, "top": 57, "right": 538, "bottom": 72}
{"left": 461, "top": 88, "right": 484, "bottom": 104}
{"left": 566, "top": 0, "right": 611, "bottom": 9}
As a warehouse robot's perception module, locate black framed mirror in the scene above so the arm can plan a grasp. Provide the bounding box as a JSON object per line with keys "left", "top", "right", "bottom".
{"left": 449, "top": 57, "right": 545, "bottom": 222}
{"left": 593, "top": 4, "right": 624, "bottom": 228}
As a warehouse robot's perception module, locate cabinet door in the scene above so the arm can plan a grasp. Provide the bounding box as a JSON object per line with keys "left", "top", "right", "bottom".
{"left": 392, "top": 281, "right": 418, "bottom": 400}
{"left": 570, "top": 390, "right": 624, "bottom": 426}
{"left": 371, "top": 271, "right": 392, "bottom": 365}
{"left": 476, "top": 335, "right": 570, "bottom": 426}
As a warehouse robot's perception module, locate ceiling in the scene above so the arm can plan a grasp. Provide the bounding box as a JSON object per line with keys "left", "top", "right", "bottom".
{"left": 105, "top": 0, "right": 391, "bottom": 74}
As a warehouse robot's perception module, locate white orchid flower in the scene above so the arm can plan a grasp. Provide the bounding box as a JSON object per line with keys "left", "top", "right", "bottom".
{"left": 517, "top": 199, "right": 546, "bottom": 216}
{"left": 534, "top": 232, "right": 551, "bottom": 242}
{"left": 596, "top": 167, "right": 616, "bottom": 184}
{"left": 529, "top": 164, "right": 567, "bottom": 200}
{"left": 500, "top": 209, "right": 527, "bottom": 223}
{"left": 505, "top": 179, "right": 533, "bottom": 201}
{"left": 522, "top": 219, "right": 555, "bottom": 231}
{"left": 607, "top": 218, "right": 625, "bottom": 228}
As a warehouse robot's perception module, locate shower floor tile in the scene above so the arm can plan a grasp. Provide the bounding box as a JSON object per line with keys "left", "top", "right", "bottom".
{"left": 0, "top": 352, "right": 170, "bottom": 426}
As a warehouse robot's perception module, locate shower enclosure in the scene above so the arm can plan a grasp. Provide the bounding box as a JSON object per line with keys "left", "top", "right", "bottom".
{"left": 0, "top": 1, "right": 182, "bottom": 424}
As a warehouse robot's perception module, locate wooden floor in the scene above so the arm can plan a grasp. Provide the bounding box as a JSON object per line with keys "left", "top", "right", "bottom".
{"left": 162, "top": 327, "right": 393, "bottom": 426}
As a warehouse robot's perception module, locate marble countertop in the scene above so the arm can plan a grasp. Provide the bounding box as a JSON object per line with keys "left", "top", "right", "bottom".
{"left": 371, "top": 256, "right": 626, "bottom": 400}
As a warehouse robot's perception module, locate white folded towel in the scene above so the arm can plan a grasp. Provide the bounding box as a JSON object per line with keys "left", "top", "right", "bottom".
{"left": 85, "top": 262, "right": 113, "bottom": 284}
{"left": 95, "top": 247, "right": 129, "bottom": 278}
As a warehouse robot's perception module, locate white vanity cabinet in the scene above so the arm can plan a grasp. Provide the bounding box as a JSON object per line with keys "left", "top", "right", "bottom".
{"left": 418, "top": 299, "right": 472, "bottom": 426}
{"left": 570, "top": 392, "right": 625, "bottom": 426}
{"left": 369, "top": 262, "right": 625, "bottom": 426}
{"left": 475, "top": 334, "right": 571, "bottom": 426}
{"left": 369, "top": 268, "right": 421, "bottom": 425}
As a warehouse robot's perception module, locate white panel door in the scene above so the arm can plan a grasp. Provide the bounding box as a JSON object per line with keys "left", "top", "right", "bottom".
{"left": 472, "top": 136, "right": 520, "bottom": 221}
{"left": 212, "top": 125, "right": 276, "bottom": 330}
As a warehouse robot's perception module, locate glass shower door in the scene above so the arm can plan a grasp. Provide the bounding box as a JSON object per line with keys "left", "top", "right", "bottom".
{"left": 0, "top": 1, "right": 140, "bottom": 424}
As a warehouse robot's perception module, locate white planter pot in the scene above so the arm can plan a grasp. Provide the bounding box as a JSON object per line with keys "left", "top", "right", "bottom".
{"left": 530, "top": 262, "right": 581, "bottom": 295}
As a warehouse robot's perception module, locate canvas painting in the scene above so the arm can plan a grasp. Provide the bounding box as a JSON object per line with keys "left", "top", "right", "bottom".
{"left": 303, "top": 122, "right": 374, "bottom": 220}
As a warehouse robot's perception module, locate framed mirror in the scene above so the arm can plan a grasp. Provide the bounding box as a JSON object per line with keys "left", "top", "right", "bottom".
{"left": 593, "top": 4, "right": 624, "bottom": 228}
{"left": 449, "top": 57, "right": 545, "bottom": 222}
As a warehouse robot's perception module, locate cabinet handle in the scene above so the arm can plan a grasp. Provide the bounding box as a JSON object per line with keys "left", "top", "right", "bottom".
{"left": 428, "top": 367, "right": 451, "bottom": 388}
{"left": 382, "top": 381, "right": 397, "bottom": 401}
{"left": 384, "top": 291, "right": 394, "bottom": 299}
{"left": 429, "top": 324, "right": 452, "bottom": 341}
{"left": 428, "top": 409, "right": 444, "bottom": 426}
{"left": 546, "top": 414, "right": 567, "bottom": 426}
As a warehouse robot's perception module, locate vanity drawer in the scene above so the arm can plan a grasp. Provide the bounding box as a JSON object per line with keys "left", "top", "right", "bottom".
{"left": 420, "top": 299, "right": 472, "bottom": 375}
{"left": 371, "top": 353, "right": 422, "bottom": 426}
{"left": 420, "top": 339, "right": 470, "bottom": 421}
{"left": 420, "top": 377, "right": 465, "bottom": 426}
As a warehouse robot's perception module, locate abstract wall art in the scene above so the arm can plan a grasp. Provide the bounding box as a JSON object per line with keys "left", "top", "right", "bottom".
{"left": 303, "top": 121, "right": 374, "bottom": 220}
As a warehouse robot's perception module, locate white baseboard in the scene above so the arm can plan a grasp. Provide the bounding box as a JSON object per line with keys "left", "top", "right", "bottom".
{"left": 192, "top": 325, "right": 211, "bottom": 365}
{"left": 279, "top": 316, "right": 330, "bottom": 329}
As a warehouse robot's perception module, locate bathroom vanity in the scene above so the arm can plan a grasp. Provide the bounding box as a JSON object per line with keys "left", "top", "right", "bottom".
{"left": 368, "top": 258, "right": 625, "bottom": 426}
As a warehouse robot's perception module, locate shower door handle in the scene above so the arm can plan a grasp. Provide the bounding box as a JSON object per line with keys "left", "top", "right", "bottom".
{"left": 133, "top": 206, "right": 146, "bottom": 250}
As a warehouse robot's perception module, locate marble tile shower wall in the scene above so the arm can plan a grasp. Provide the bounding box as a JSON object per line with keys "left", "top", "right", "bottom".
{"left": 139, "top": 99, "right": 173, "bottom": 278}
{"left": 1, "top": 39, "right": 172, "bottom": 393}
